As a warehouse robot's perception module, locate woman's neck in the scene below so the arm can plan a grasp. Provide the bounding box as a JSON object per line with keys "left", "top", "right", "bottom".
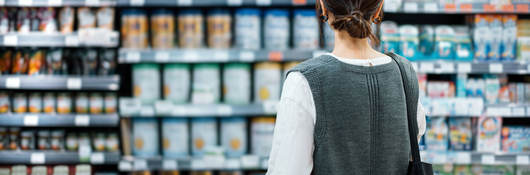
{"left": 331, "top": 31, "right": 384, "bottom": 60}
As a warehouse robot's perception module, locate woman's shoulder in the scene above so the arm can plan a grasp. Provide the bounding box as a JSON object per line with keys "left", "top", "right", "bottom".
{"left": 288, "top": 54, "right": 336, "bottom": 74}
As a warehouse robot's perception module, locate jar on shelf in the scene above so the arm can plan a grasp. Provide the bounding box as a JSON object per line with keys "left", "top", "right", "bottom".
{"left": 43, "top": 92, "right": 56, "bottom": 114}
{"left": 106, "top": 133, "right": 119, "bottom": 152}
{"left": 51, "top": 130, "right": 64, "bottom": 151}
{"left": 37, "top": 130, "right": 50, "bottom": 150}
{"left": 89, "top": 93, "right": 103, "bottom": 114}
{"left": 20, "top": 130, "right": 35, "bottom": 150}
{"left": 8, "top": 128, "right": 20, "bottom": 150}
{"left": 75, "top": 93, "right": 89, "bottom": 114}
{"left": 0, "top": 128, "right": 7, "bottom": 150}
{"left": 207, "top": 9, "right": 231, "bottom": 48}
{"left": 13, "top": 93, "right": 27, "bottom": 113}
{"left": 178, "top": 9, "right": 204, "bottom": 48}
{"left": 93, "top": 133, "right": 106, "bottom": 151}
{"left": 57, "top": 92, "right": 72, "bottom": 114}
{"left": 66, "top": 133, "right": 78, "bottom": 151}
{"left": 104, "top": 93, "right": 117, "bottom": 114}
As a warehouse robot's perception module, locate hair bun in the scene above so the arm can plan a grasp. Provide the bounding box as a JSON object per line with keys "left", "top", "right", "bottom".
{"left": 331, "top": 9, "right": 373, "bottom": 39}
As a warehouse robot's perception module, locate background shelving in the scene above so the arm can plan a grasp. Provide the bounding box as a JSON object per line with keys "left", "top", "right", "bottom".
{"left": 0, "top": 32, "right": 119, "bottom": 47}
{"left": 0, "top": 75, "right": 120, "bottom": 91}
{"left": 0, "top": 151, "right": 120, "bottom": 165}
{"left": 0, "top": 113, "right": 119, "bottom": 127}
{"left": 0, "top": 0, "right": 117, "bottom": 6}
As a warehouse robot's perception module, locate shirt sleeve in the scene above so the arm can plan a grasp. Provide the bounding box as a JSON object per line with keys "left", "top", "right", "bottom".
{"left": 417, "top": 99, "right": 426, "bottom": 141}
{"left": 266, "top": 72, "right": 316, "bottom": 175}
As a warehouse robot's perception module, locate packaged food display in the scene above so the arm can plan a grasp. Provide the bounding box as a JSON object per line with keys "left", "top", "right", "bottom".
{"left": 150, "top": 9, "right": 175, "bottom": 49}
{"left": 51, "top": 130, "right": 64, "bottom": 150}
{"left": 163, "top": 64, "right": 190, "bottom": 103}
{"left": 9, "top": 128, "right": 20, "bottom": 150}
{"left": 0, "top": 92, "right": 10, "bottom": 113}
{"left": 106, "top": 133, "right": 119, "bottom": 152}
{"left": 264, "top": 9, "right": 290, "bottom": 50}
{"left": 77, "top": 7, "right": 96, "bottom": 29}
{"left": 192, "top": 64, "right": 220, "bottom": 104}
{"left": 96, "top": 7, "right": 114, "bottom": 30}
{"left": 13, "top": 93, "right": 27, "bottom": 113}
{"left": 448, "top": 118, "right": 472, "bottom": 151}
{"left": 12, "top": 50, "right": 28, "bottom": 74}
{"left": 178, "top": 9, "right": 203, "bottom": 48}
{"left": 477, "top": 117, "right": 502, "bottom": 152}
{"left": 434, "top": 25, "right": 455, "bottom": 59}
{"left": 20, "top": 130, "right": 34, "bottom": 150}
{"left": 472, "top": 165, "right": 515, "bottom": 175}
{"left": 501, "top": 126, "right": 530, "bottom": 153}
{"left": 43, "top": 92, "right": 55, "bottom": 113}
{"left": 121, "top": 9, "right": 148, "bottom": 49}
{"left": 293, "top": 9, "right": 318, "bottom": 49}
{"left": 162, "top": 118, "right": 189, "bottom": 158}
{"left": 489, "top": 15, "right": 503, "bottom": 61}
{"left": 93, "top": 133, "right": 106, "bottom": 151}
{"left": 502, "top": 15, "right": 517, "bottom": 61}
{"left": 28, "top": 49, "right": 44, "bottom": 75}
{"left": 75, "top": 93, "right": 89, "bottom": 114}
{"left": 16, "top": 8, "right": 31, "bottom": 33}
{"left": 235, "top": 8, "right": 261, "bottom": 49}
{"left": 251, "top": 117, "right": 275, "bottom": 158}
{"left": 37, "top": 130, "right": 50, "bottom": 150}
{"left": 380, "top": 21, "right": 400, "bottom": 53}
{"left": 0, "top": 50, "right": 12, "bottom": 74}
{"left": 254, "top": 62, "right": 281, "bottom": 102}
{"left": 474, "top": 15, "right": 490, "bottom": 61}
{"left": 38, "top": 7, "right": 57, "bottom": 33}
{"left": 453, "top": 26, "right": 474, "bottom": 61}
{"left": 221, "top": 117, "right": 247, "bottom": 158}
{"left": 59, "top": 7, "right": 74, "bottom": 34}
{"left": 398, "top": 25, "right": 420, "bottom": 60}
{"left": 89, "top": 93, "right": 103, "bottom": 114}
{"left": 65, "top": 132, "right": 78, "bottom": 151}
{"left": 425, "top": 117, "right": 448, "bottom": 151}
{"left": 99, "top": 49, "right": 117, "bottom": 75}
{"left": 0, "top": 128, "right": 7, "bottom": 150}
{"left": 56, "top": 92, "right": 71, "bottom": 114}
{"left": 104, "top": 93, "right": 117, "bottom": 114}
{"left": 133, "top": 64, "right": 161, "bottom": 104}
{"left": 133, "top": 118, "right": 159, "bottom": 158}
{"left": 207, "top": 9, "right": 231, "bottom": 48}
{"left": 28, "top": 93, "right": 42, "bottom": 113}
{"left": 223, "top": 63, "right": 251, "bottom": 104}
{"left": 191, "top": 118, "right": 217, "bottom": 157}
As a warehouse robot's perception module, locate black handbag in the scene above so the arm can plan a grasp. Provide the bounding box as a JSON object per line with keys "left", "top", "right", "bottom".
{"left": 387, "top": 53, "right": 434, "bottom": 175}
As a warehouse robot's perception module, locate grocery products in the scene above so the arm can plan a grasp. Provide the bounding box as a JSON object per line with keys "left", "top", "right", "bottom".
{"left": 37, "top": 130, "right": 50, "bottom": 150}
{"left": 77, "top": 7, "right": 96, "bottom": 29}
{"left": 489, "top": 15, "right": 504, "bottom": 61}
{"left": 162, "top": 118, "right": 189, "bottom": 158}
{"left": 398, "top": 25, "right": 420, "bottom": 60}
{"left": 59, "top": 7, "right": 74, "bottom": 34}
{"left": 179, "top": 10, "right": 204, "bottom": 48}
{"left": 96, "top": 7, "right": 114, "bottom": 30}
{"left": 151, "top": 9, "right": 175, "bottom": 49}
{"left": 163, "top": 64, "right": 190, "bottom": 103}
{"left": 89, "top": 93, "right": 103, "bottom": 114}
{"left": 434, "top": 25, "right": 455, "bottom": 59}
{"left": 50, "top": 130, "right": 64, "bottom": 150}
{"left": 477, "top": 117, "right": 502, "bottom": 152}
{"left": 57, "top": 92, "right": 71, "bottom": 114}
{"left": 133, "top": 64, "right": 161, "bottom": 104}
{"left": 419, "top": 25, "right": 435, "bottom": 58}
{"left": 191, "top": 118, "right": 217, "bottom": 157}
{"left": 221, "top": 117, "right": 247, "bottom": 158}
{"left": 251, "top": 117, "right": 275, "bottom": 158}
{"left": 133, "top": 118, "right": 159, "bottom": 158}
{"left": 121, "top": 9, "right": 148, "bottom": 49}
{"left": 264, "top": 9, "right": 290, "bottom": 50}
{"left": 192, "top": 64, "right": 220, "bottom": 104}
{"left": 76, "top": 93, "right": 89, "bottom": 114}
{"left": 501, "top": 126, "right": 530, "bottom": 153}
{"left": 104, "top": 93, "right": 117, "bottom": 114}
{"left": 254, "top": 62, "right": 281, "bottom": 102}
{"left": 502, "top": 15, "right": 517, "bottom": 61}
{"left": 207, "top": 9, "right": 232, "bottom": 48}
{"left": 425, "top": 117, "right": 448, "bottom": 151}
{"left": 472, "top": 165, "right": 515, "bottom": 175}
{"left": 448, "top": 118, "right": 472, "bottom": 151}
{"left": 223, "top": 63, "right": 251, "bottom": 104}
{"left": 28, "top": 49, "right": 45, "bottom": 75}
{"left": 474, "top": 15, "right": 490, "bottom": 61}
{"left": 66, "top": 132, "right": 77, "bottom": 151}
{"left": 453, "top": 26, "right": 474, "bottom": 61}
{"left": 93, "top": 133, "right": 106, "bottom": 151}
{"left": 380, "top": 21, "right": 400, "bottom": 53}
{"left": 38, "top": 8, "right": 57, "bottom": 33}
{"left": 9, "top": 128, "right": 20, "bottom": 150}
{"left": 0, "top": 128, "right": 7, "bottom": 150}
{"left": 13, "top": 93, "right": 27, "bottom": 113}
{"left": 235, "top": 8, "right": 261, "bottom": 50}
{"left": 28, "top": 93, "right": 42, "bottom": 113}
{"left": 293, "top": 9, "right": 318, "bottom": 49}
{"left": 20, "top": 130, "right": 34, "bottom": 150}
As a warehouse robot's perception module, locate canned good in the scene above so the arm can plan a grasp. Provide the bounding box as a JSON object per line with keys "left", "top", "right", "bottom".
{"left": 0, "top": 128, "right": 7, "bottom": 150}
{"left": 254, "top": 62, "right": 282, "bottom": 102}
{"left": 104, "top": 93, "right": 117, "bottom": 113}
{"left": 191, "top": 118, "right": 217, "bottom": 157}
{"left": 93, "top": 133, "right": 106, "bottom": 151}
{"left": 162, "top": 118, "right": 189, "bottom": 158}
{"left": 293, "top": 10, "right": 319, "bottom": 49}
{"left": 89, "top": 93, "right": 103, "bottom": 114}
{"left": 235, "top": 8, "right": 261, "bottom": 49}
{"left": 178, "top": 9, "right": 203, "bottom": 48}
{"left": 38, "top": 7, "right": 57, "bottom": 33}
{"left": 21, "top": 130, "right": 34, "bottom": 150}
{"left": 37, "top": 130, "right": 50, "bottom": 150}
{"left": 9, "top": 128, "right": 20, "bottom": 150}
{"left": 151, "top": 9, "right": 175, "bottom": 49}
{"left": 13, "top": 93, "right": 27, "bottom": 113}
{"left": 133, "top": 64, "right": 160, "bottom": 104}
{"left": 121, "top": 9, "right": 148, "bottom": 49}
{"left": 0, "top": 92, "right": 9, "bottom": 113}
{"left": 264, "top": 9, "right": 290, "bottom": 49}
{"left": 192, "top": 64, "right": 220, "bottom": 104}
{"left": 251, "top": 117, "right": 275, "bottom": 157}
{"left": 28, "top": 49, "right": 44, "bottom": 75}
{"left": 223, "top": 63, "right": 251, "bottom": 104}
{"left": 221, "top": 117, "right": 247, "bottom": 158}
{"left": 97, "top": 7, "right": 114, "bottom": 30}
{"left": 207, "top": 9, "right": 231, "bottom": 48}
{"left": 133, "top": 118, "right": 159, "bottom": 158}
{"left": 28, "top": 93, "right": 42, "bottom": 113}
{"left": 77, "top": 7, "right": 96, "bottom": 29}
{"left": 75, "top": 93, "right": 89, "bottom": 114}
{"left": 51, "top": 130, "right": 64, "bottom": 150}
{"left": 106, "top": 133, "right": 119, "bottom": 152}
{"left": 43, "top": 92, "right": 55, "bottom": 113}
{"left": 59, "top": 7, "right": 74, "bottom": 34}
{"left": 57, "top": 93, "right": 71, "bottom": 114}
{"left": 163, "top": 64, "right": 190, "bottom": 103}
{"left": 66, "top": 132, "right": 77, "bottom": 151}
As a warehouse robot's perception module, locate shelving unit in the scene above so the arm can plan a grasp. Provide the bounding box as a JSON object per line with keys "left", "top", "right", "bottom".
{"left": 385, "top": 2, "right": 529, "bottom": 14}
{"left": 0, "top": 32, "right": 119, "bottom": 47}
{"left": 0, "top": 0, "right": 117, "bottom": 6}
{"left": 421, "top": 151, "right": 530, "bottom": 165}
{"left": 0, "top": 113, "right": 119, "bottom": 127}
{"left": 118, "top": 155, "right": 267, "bottom": 172}
{"left": 0, "top": 75, "right": 120, "bottom": 91}
{"left": 0, "top": 151, "right": 120, "bottom": 165}
{"left": 116, "top": 0, "right": 314, "bottom": 7}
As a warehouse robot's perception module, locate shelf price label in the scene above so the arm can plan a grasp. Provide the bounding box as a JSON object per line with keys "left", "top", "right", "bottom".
{"left": 130, "top": 0, "right": 145, "bottom": 6}
{"left": 155, "top": 52, "right": 170, "bottom": 63}
{"left": 424, "top": 2, "right": 439, "bottom": 12}
{"left": 162, "top": 159, "right": 178, "bottom": 170}
{"left": 482, "top": 155, "right": 495, "bottom": 165}
{"left": 183, "top": 51, "right": 199, "bottom": 62}
{"left": 227, "top": 0, "right": 242, "bottom": 6}
{"left": 512, "top": 107, "right": 525, "bottom": 117}
{"left": 420, "top": 62, "right": 434, "bottom": 72}
{"left": 90, "top": 153, "right": 105, "bottom": 164}
{"left": 75, "top": 115, "right": 90, "bottom": 126}
{"left": 134, "top": 159, "right": 148, "bottom": 171}
{"left": 85, "top": 0, "right": 100, "bottom": 6}
{"left": 19, "top": 0, "right": 33, "bottom": 6}
{"left": 455, "top": 152, "right": 471, "bottom": 164}
{"left": 213, "top": 50, "right": 230, "bottom": 62}
{"left": 263, "top": 101, "right": 278, "bottom": 114}
{"left": 216, "top": 105, "right": 233, "bottom": 116}
{"left": 177, "top": 0, "right": 192, "bottom": 6}
{"left": 225, "top": 158, "right": 241, "bottom": 169}
{"left": 239, "top": 51, "right": 255, "bottom": 62}
{"left": 67, "top": 78, "right": 82, "bottom": 90}
{"left": 65, "top": 35, "right": 79, "bottom": 46}
{"left": 241, "top": 155, "right": 260, "bottom": 168}
{"left": 457, "top": 63, "right": 471, "bottom": 73}
{"left": 118, "top": 161, "right": 133, "bottom": 171}
{"left": 24, "top": 115, "right": 39, "bottom": 126}
{"left": 517, "top": 155, "right": 529, "bottom": 165}
{"left": 30, "top": 153, "right": 45, "bottom": 164}
{"left": 489, "top": 63, "right": 503, "bottom": 73}
{"left": 4, "top": 35, "right": 18, "bottom": 46}
{"left": 6, "top": 77, "right": 20, "bottom": 89}
{"left": 256, "top": 0, "right": 271, "bottom": 6}
{"left": 404, "top": 2, "right": 419, "bottom": 12}
{"left": 126, "top": 52, "right": 141, "bottom": 63}
{"left": 48, "top": 0, "right": 62, "bottom": 6}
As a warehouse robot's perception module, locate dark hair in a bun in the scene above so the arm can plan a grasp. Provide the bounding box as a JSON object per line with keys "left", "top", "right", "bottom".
{"left": 317, "top": 0, "right": 384, "bottom": 43}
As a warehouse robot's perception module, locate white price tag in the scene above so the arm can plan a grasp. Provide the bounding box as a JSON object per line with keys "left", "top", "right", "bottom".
{"left": 127, "top": 52, "right": 141, "bottom": 63}
{"left": 162, "top": 159, "right": 178, "bottom": 170}
{"left": 177, "top": 0, "right": 192, "bottom": 6}
{"left": 256, "top": 0, "right": 271, "bottom": 6}
{"left": 134, "top": 159, "right": 148, "bottom": 171}
{"left": 456, "top": 152, "right": 471, "bottom": 164}
{"left": 433, "top": 153, "right": 447, "bottom": 164}
{"left": 241, "top": 155, "right": 260, "bottom": 168}
{"left": 78, "top": 145, "right": 92, "bottom": 162}
{"left": 512, "top": 107, "right": 525, "bottom": 116}
{"left": 75, "top": 115, "right": 90, "bottom": 126}
{"left": 404, "top": 2, "right": 419, "bottom": 12}
{"left": 214, "top": 51, "right": 229, "bottom": 62}
{"left": 119, "top": 161, "right": 133, "bottom": 171}
{"left": 458, "top": 63, "right": 471, "bottom": 73}
{"left": 90, "top": 153, "right": 105, "bottom": 164}
{"left": 67, "top": 78, "right": 82, "bottom": 90}
{"left": 225, "top": 158, "right": 241, "bottom": 169}
{"left": 216, "top": 105, "right": 233, "bottom": 116}
{"left": 203, "top": 155, "right": 225, "bottom": 169}
{"left": 6, "top": 77, "right": 20, "bottom": 89}
{"left": 227, "top": 0, "right": 242, "bottom": 6}
{"left": 440, "top": 62, "right": 454, "bottom": 73}
{"left": 517, "top": 155, "right": 530, "bottom": 165}
{"left": 172, "top": 106, "right": 188, "bottom": 116}
{"left": 30, "top": 153, "right": 45, "bottom": 164}
{"left": 482, "top": 155, "right": 495, "bottom": 164}
{"left": 4, "top": 35, "right": 18, "bottom": 46}
{"left": 19, "top": 0, "right": 33, "bottom": 6}
{"left": 420, "top": 62, "right": 434, "bottom": 72}
{"left": 155, "top": 100, "right": 174, "bottom": 115}
{"left": 155, "top": 52, "right": 170, "bottom": 62}
{"left": 183, "top": 51, "right": 199, "bottom": 62}
{"left": 263, "top": 101, "right": 278, "bottom": 114}
{"left": 130, "top": 0, "right": 145, "bottom": 6}
{"left": 411, "top": 62, "right": 418, "bottom": 71}
{"left": 85, "top": 0, "right": 100, "bottom": 6}
{"left": 489, "top": 63, "right": 503, "bottom": 73}
{"left": 0, "top": 0, "right": 4, "bottom": 6}
{"left": 24, "top": 115, "right": 39, "bottom": 126}
{"left": 140, "top": 107, "right": 155, "bottom": 116}
{"left": 239, "top": 51, "right": 255, "bottom": 62}
{"left": 48, "top": 0, "right": 62, "bottom": 6}
{"left": 65, "top": 35, "right": 79, "bottom": 46}
{"left": 424, "top": 2, "right": 439, "bottom": 12}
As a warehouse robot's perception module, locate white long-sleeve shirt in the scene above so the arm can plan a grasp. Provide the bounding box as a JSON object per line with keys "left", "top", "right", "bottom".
{"left": 266, "top": 54, "right": 426, "bottom": 175}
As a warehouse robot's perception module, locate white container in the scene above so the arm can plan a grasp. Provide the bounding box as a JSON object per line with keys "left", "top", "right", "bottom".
{"left": 163, "top": 64, "right": 190, "bottom": 103}
{"left": 254, "top": 62, "right": 281, "bottom": 102}
{"left": 293, "top": 10, "right": 319, "bottom": 49}
{"left": 221, "top": 117, "right": 247, "bottom": 158}
{"left": 192, "top": 64, "right": 220, "bottom": 104}
{"left": 264, "top": 9, "right": 290, "bottom": 50}
{"left": 162, "top": 118, "right": 189, "bottom": 158}
{"left": 235, "top": 8, "right": 261, "bottom": 49}
{"left": 191, "top": 118, "right": 217, "bottom": 157}
{"left": 251, "top": 117, "right": 275, "bottom": 158}
{"left": 133, "top": 118, "right": 159, "bottom": 158}
{"left": 223, "top": 63, "right": 251, "bottom": 104}
{"left": 133, "top": 64, "right": 160, "bottom": 104}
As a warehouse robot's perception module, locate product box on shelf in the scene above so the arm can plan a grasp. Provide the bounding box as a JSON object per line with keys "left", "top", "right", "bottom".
{"left": 425, "top": 117, "right": 448, "bottom": 151}
{"left": 380, "top": 21, "right": 400, "bottom": 54}
{"left": 448, "top": 118, "right": 473, "bottom": 151}
{"left": 221, "top": 117, "right": 247, "bottom": 158}
{"left": 501, "top": 126, "right": 530, "bottom": 153}
{"left": 399, "top": 25, "right": 420, "bottom": 61}
{"left": 419, "top": 25, "right": 435, "bottom": 60}
{"left": 191, "top": 118, "right": 218, "bottom": 157}
{"left": 162, "top": 118, "right": 189, "bottom": 158}
{"left": 133, "top": 64, "right": 160, "bottom": 105}
{"left": 502, "top": 15, "right": 518, "bottom": 61}
{"left": 474, "top": 15, "right": 491, "bottom": 61}
{"left": 477, "top": 117, "right": 502, "bottom": 152}
{"left": 489, "top": 15, "right": 504, "bottom": 61}
{"left": 454, "top": 165, "right": 473, "bottom": 175}
{"left": 192, "top": 64, "right": 220, "bottom": 104}
{"left": 133, "top": 118, "right": 159, "bottom": 158}
{"left": 434, "top": 25, "right": 455, "bottom": 60}
{"left": 453, "top": 26, "right": 474, "bottom": 61}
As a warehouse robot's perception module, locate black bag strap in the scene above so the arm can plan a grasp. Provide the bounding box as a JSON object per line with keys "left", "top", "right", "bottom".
{"left": 386, "top": 52, "right": 422, "bottom": 163}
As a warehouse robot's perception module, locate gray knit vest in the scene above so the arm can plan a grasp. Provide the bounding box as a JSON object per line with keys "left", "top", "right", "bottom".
{"left": 288, "top": 54, "right": 417, "bottom": 175}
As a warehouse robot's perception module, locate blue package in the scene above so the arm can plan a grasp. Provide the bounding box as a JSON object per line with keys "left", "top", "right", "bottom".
{"left": 419, "top": 25, "right": 435, "bottom": 60}
{"left": 380, "top": 21, "right": 400, "bottom": 54}
{"left": 453, "top": 26, "right": 474, "bottom": 62}
{"left": 449, "top": 118, "right": 473, "bottom": 151}
{"left": 434, "top": 26, "right": 455, "bottom": 60}
{"left": 501, "top": 15, "right": 518, "bottom": 61}
{"left": 489, "top": 15, "right": 503, "bottom": 61}
{"left": 456, "top": 74, "right": 467, "bottom": 97}
{"left": 399, "top": 25, "right": 420, "bottom": 61}
{"left": 473, "top": 15, "right": 490, "bottom": 61}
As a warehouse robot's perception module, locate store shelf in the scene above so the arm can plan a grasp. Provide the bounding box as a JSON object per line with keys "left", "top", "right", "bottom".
{"left": 425, "top": 98, "right": 530, "bottom": 117}
{"left": 118, "top": 49, "right": 315, "bottom": 63}
{"left": 116, "top": 0, "right": 314, "bottom": 7}
{"left": 119, "top": 99, "right": 277, "bottom": 117}
{"left": 0, "top": 113, "right": 119, "bottom": 127}
{"left": 421, "top": 151, "right": 530, "bottom": 165}
{"left": 385, "top": 2, "right": 529, "bottom": 14}
{"left": 1, "top": 0, "right": 117, "bottom": 6}
{"left": 0, "top": 75, "right": 120, "bottom": 91}
{"left": 412, "top": 61, "right": 530, "bottom": 74}
{"left": 0, "top": 31, "right": 119, "bottom": 47}
{"left": 118, "top": 155, "right": 267, "bottom": 172}
{"left": 0, "top": 151, "right": 120, "bottom": 165}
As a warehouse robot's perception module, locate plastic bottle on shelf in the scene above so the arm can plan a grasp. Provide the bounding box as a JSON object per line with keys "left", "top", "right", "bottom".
{"left": 104, "top": 93, "right": 117, "bottom": 114}
{"left": 235, "top": 8, "right": 261, "bottom": 50}
{"left": 264, "top": 9, "right": 290, "bottom": 50}
{"left": 254, "top": 62, "right": 281, "bottom": 102}
{"left": 191, "top": 118, "right": 218, "bottom": 157}
{"left": 132, "top": 64, "right": 160, "bottom": 105}
{"left": 89, "top": 93, "right": 103, "bottom": 114}
{"left": 76, "top": 93, "right": 89, "bottom": 114}
{"left": 221, "top": 117, "right": 247, "bottom": 158}
{"left": 0, "top": 92, "right": 10, "bottom": 113}
{"left": 28, "top": 92, "right": 42, "bottom": 113}
{"left": 43, "top": 92, "right": 55, "bottom": 114}
{"left": 13, "top": 93, "right": 27, "bottom": 113}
